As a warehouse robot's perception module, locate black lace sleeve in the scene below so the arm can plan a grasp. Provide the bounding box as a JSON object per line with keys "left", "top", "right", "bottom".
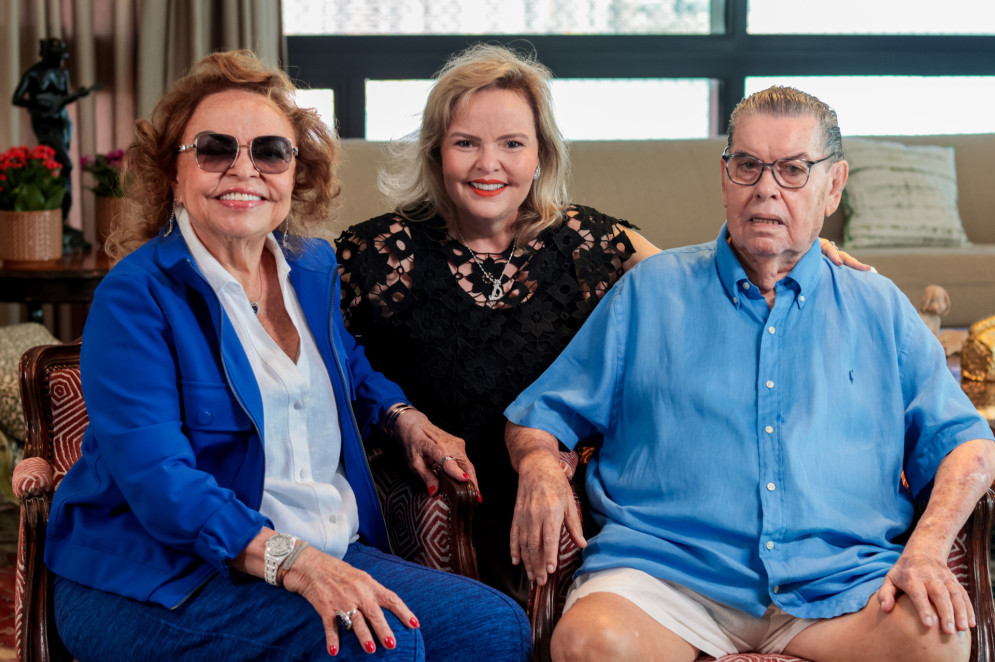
{"left": 561, "top": 204, "right": 640, "bottom": 300}
{"left": 334, "top": 213, "right": 409, "bottom": 330}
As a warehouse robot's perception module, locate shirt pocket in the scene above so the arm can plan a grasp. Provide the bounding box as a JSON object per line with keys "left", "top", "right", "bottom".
{"left": 180, "top": 380, "right": 254, "bottom": 484}
{"left": 181, "top": 380, "right": 254, "bottom": 432}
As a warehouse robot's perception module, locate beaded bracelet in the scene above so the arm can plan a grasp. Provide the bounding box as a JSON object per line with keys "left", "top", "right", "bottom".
{"left": 276, "top": 539, "right": 310, "bottom": 588}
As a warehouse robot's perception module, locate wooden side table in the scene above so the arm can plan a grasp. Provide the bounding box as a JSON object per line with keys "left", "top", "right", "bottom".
{"left": 0, "top": 250, "right": 111, "bottom": 336}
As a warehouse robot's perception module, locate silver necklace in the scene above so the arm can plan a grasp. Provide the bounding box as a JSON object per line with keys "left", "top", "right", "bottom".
{"left": 454, "top": 222, "right": 517, "bottom": 302}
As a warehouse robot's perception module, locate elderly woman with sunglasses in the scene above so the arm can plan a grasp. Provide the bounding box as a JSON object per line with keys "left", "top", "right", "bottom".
{"left": 44, "top": 50, "right": 531, "bottom": 662}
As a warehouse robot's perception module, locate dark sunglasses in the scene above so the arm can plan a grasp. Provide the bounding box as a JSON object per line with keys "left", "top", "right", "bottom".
{"left": 177, "top": 132, "right": 298, "bottom": 174}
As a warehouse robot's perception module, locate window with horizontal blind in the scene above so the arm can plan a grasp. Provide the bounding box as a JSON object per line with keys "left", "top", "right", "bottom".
{"left": 283, "top": 0, "right": 995, "bottom": 138}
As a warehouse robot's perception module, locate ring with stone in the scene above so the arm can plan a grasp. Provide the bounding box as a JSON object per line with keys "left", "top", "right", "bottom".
{"left": 336, "top": 608, "right": 358, "bottom": 631}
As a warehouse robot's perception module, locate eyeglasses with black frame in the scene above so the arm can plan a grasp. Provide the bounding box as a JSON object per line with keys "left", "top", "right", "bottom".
{"left": 177, "top": 132, "right": 299, "bottom": 174}
{"left": 722, "top": 148, "right": 834, "bottom": 190}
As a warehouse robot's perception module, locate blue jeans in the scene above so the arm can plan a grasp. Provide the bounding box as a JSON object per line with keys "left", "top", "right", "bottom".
{"left": 54, "top": 542, "right": 532, "bottom": 662}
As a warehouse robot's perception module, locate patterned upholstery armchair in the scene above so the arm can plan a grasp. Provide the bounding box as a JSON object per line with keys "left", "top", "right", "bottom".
{"left": 529, "top": 447, "right": 995, "bottom": 662}
{"left": 11, "top": 341, "right": 478, "bottom": 662}
{"left": 12, "top": 343, "right": 80, "bottom": 662}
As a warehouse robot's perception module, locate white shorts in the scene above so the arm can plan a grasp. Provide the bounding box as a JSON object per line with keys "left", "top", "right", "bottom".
{"left": 564, "top": 567, "right": 818, "bottom": 658}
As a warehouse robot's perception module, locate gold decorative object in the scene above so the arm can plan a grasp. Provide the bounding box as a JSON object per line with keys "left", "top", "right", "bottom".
{"left": 960, "top": 315, "right": 995, "bottom": 382}
{"left": 0, "top": 209, "right": 62, "bottom": 262}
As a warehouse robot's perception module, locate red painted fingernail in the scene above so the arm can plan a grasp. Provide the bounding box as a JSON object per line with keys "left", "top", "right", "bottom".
{"left": 410, "top": 616, "right": 420, "bottom": 628}
{"left": 462, "top": 473, "right": 470, "bottom": 479}
{"left": 477, "top": 491, "right": 483, "bottom": 503}
{"left": 365, "top": 640, "right": 376, "bottom": 653}
{"left": 385, "top": 636, "right": 396, "bottom": 649}
{"left": 329, "top": 644, "right": 338, "bottom": 656}
{"left": 428, "top": 485, "right": 437, "bottom": 496}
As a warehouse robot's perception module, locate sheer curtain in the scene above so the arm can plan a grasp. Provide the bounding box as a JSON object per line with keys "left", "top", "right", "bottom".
{"left": 0, "top": 0, "right": 284, "bottom": 330}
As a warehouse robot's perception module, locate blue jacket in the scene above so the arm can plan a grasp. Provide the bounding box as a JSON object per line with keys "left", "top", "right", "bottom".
{"left": 45, "top": 229, "right": 403, "bottom": 608}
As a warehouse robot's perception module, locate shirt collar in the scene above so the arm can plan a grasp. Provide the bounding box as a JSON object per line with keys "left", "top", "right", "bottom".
{"left": 715, "top": 222, "right": 824, "bottom": 309}
{"left": 175, "top": 206, "right": 292, "bottom": 301}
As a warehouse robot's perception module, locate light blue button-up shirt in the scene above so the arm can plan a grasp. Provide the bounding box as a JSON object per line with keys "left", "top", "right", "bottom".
{"left": 505, "top": 224, "right": 994, "bottom": 620}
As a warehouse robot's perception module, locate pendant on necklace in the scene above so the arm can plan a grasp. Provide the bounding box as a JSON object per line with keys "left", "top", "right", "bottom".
{"left": 488, "top": 282, "right": 504, "bottom": 302}
{"left": 250, "top": 302, "right": 260, "bottom": 315}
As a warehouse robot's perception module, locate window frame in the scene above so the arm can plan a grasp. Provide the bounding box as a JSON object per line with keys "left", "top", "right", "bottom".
{"left": 285, "top": 1, "right": 995, "bottom": 138}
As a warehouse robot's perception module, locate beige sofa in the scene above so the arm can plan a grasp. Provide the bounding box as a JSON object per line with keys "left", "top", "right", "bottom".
{"left": 337, "top": 134, "right": 995, "bottom": 327}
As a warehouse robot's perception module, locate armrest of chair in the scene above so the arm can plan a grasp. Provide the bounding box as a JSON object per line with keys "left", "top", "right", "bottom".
{"left": 13, "top": 456, "right": 72, "bottom": 662}
{"left": 527, "top": 449, "right": 587, "bottom": 662}
{"left": 367, "top": 443, "right": 480, "bottom": 579}
{"left": 436, "top": 470, "right": 479, "bottom": 578}
{"left": 527, "top": 514, "right": 583, "bottom": 662}
{"left": 965, "top": 487, "right": 994, "bottom": 662}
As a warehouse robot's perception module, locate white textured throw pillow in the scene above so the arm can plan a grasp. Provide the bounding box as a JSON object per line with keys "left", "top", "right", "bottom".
{"left": 842, "top": 137, "right": 969, "bottom": 248}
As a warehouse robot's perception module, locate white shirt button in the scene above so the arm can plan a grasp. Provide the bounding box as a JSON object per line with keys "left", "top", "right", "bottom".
{"left": 765, "top": 425, "right": 774, "bottom": 434}
{"left": 799, "top": 295, "right": 806, "bottom": 302}
{"left": 766, "top": 380, "right": 774, "bottom": 389}
{"left": 742, "top": 282, "right": 751, "bottom": 290}
{"left": 767, "top": 482, "right": 776, "bottom": 491}
{"left": 773, "top": 585, "right": 780, "bottom": 594}
{"left": 766, "top": 541, "right": 775, "bottom": 550}
{"left": 298, "top": 469, "right": 306, "bottom": 480}
{"left": 768, "top": 326, "right": 776, "bottom": 334}
{"left": 293, "top": 400, "right": 305, "bottom": 410}
{"left": 732, "top": 297, "right": 739, "bottom": 304}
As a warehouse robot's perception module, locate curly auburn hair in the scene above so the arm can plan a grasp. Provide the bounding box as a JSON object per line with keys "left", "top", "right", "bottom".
{"left": 108, "top": 49, "right": 340, "bottom": 261}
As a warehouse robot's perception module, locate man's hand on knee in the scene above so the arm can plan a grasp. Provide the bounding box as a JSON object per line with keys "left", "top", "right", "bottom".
{"left": 877, "top": 550, "right": 975, "bottom": 635}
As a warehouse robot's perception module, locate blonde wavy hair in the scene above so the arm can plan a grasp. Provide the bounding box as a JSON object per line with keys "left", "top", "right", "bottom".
{"left": 108, "top": 49, "right": 341, "bottom": 261}
{"left": 380, "top": 43, "right": 570, "bottom": 245}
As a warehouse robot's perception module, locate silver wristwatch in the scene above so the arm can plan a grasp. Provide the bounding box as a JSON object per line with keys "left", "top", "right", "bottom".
{"left": 264, "top": 533, "right": 298, "bottom": 586}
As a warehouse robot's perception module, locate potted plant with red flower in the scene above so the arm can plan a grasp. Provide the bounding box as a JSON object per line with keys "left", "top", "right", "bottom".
{"left": 0, "top": 144, "right": 65, "bottom": 261}
{"left": 81, "top": 149, "right": 127, "bottom": 247}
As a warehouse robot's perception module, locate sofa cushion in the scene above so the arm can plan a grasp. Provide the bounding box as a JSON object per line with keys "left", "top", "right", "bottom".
{"left": 845, "top": 244, "right": 995, "bottom": 326}
{"left": 842, "top": 138, "right": 968, "bottom": 248}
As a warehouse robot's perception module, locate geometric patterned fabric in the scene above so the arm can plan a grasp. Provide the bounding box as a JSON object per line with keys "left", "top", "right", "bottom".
{"left": 369, "top": 447, "right": 455, "bottom": 571}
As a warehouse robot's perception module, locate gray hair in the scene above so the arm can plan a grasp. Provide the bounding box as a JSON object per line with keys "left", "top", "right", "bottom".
{"left": 726, "top": 86, "right": 844, "bottom": 161}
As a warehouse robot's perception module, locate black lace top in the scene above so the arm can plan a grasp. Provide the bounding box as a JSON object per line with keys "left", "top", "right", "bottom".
{"left": 335, "top": 204, "right": 637, "bottom": 599}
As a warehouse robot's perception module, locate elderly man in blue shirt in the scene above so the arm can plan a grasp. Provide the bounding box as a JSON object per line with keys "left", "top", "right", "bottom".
{"left": 504, "top": 86, "right": 995, "bottom": 662}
